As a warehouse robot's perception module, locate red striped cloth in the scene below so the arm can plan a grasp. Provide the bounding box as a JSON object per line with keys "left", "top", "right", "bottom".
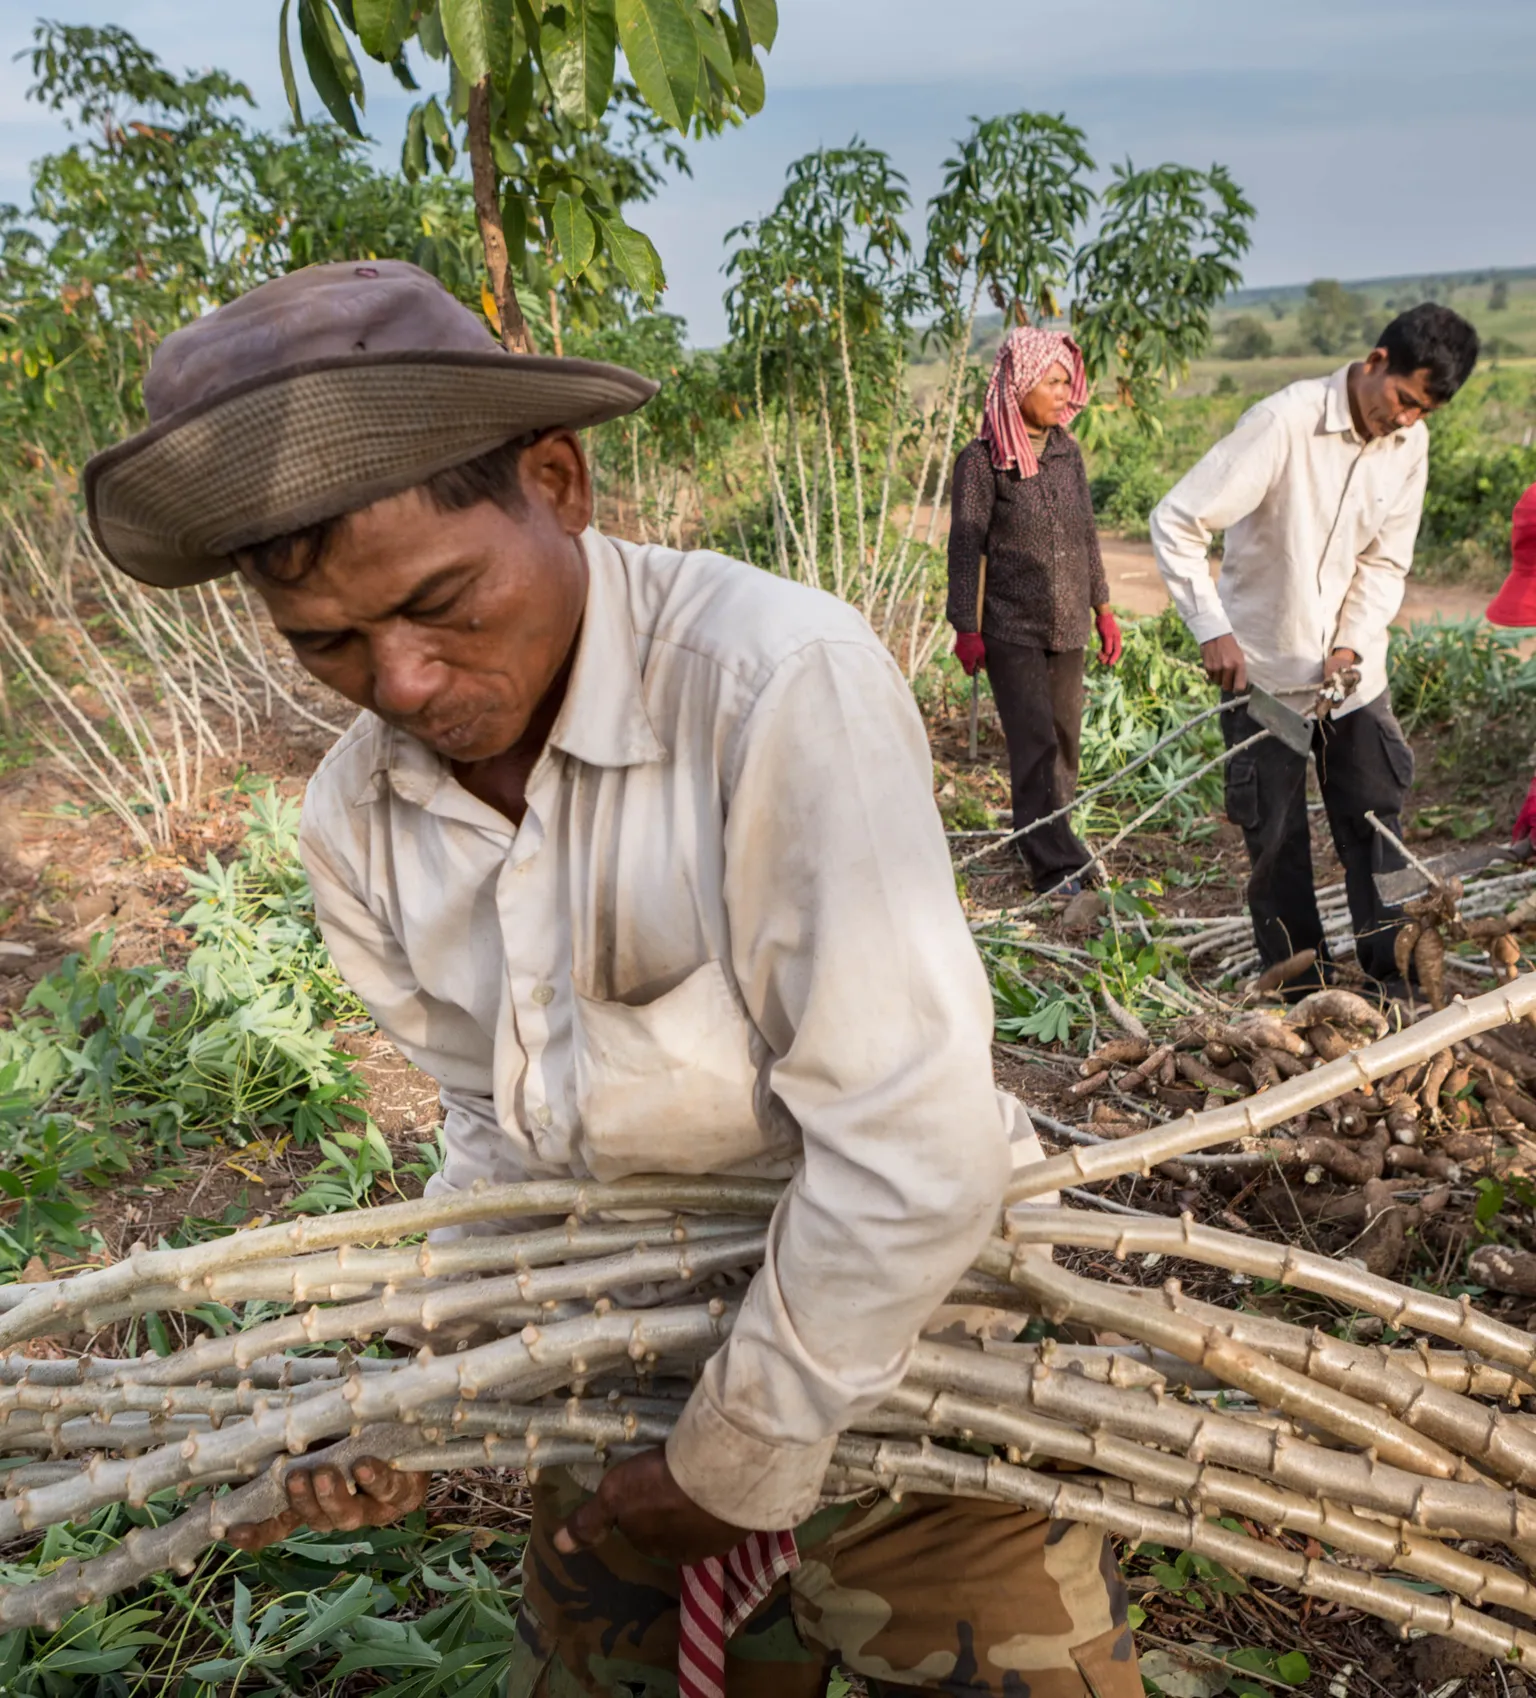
{"left": 678, "top": 1530, "right": 800, "bottom": 1698}
{"left": 979, "top": 325, "right": 1089, "bottom": 479}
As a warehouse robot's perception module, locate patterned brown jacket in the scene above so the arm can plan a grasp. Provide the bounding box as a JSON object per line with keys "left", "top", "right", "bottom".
{"left": 945, "top": 427, "right": 1109, "bottom": 652}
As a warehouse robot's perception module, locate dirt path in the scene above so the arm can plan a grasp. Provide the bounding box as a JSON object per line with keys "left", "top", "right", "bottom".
{"left": 1101, "top": 535, "right": 1498, "bottom": 628}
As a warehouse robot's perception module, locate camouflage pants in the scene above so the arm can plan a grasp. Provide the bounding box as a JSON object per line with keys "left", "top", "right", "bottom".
{"left": 506, "top": 1469, "right": 1139, "bottom": 1698}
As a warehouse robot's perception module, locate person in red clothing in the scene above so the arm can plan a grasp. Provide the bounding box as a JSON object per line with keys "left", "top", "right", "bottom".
{"left": 946, "top": 328, "right": 1122, "bottom": 896}
{"left": 1487, "top": 483, "right": 1536, "bottom": 840}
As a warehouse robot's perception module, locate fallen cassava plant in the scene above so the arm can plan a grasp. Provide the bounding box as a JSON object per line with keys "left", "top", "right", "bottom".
{"left": 7, "top": 978, "right": 1536, "bottom": 1663}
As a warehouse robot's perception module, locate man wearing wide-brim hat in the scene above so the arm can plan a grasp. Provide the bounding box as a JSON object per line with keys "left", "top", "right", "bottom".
{"left": 88, "top": 260, "right": 1138, "bottom": 1698}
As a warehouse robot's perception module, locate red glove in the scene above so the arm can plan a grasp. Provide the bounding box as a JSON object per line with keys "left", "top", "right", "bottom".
{"left": 954, "top": 632, "right": 986, "bottom": 677}
{"left": 1095, "top": 607, "right": 1123, "bottom": 667}
{"left": 1515, "top": 771, "right": 1536, "bottom": 843}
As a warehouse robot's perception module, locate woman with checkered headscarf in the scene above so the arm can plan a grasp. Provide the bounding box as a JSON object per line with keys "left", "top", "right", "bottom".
{"left": 946, "top": 326, "right": 1121, "bottom": 896}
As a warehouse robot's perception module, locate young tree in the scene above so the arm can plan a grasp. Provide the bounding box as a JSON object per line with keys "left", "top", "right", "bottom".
{"left": 1297, "top": 278, "right": 1369, "bottom": 356}
{"left": 1218, "top": 314, "right": 1274, "bottom": 361}
{"left": 1072, "top": 162, "right": 1254, "bottom": 428}
{"left": 278, "top": 0, "right": 778, "bottom": 351}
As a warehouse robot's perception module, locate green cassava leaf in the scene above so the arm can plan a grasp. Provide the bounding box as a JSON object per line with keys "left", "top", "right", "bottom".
{"left": 297, "top": 0, "right": 365, "bottom": 134}
{"left": 438, "top": 0, "right": 513, "bottom": 85}
{"left": 354, "top": 0, "right": 415, "bottom": 60}
{"left": 422, "top": 95, "right": 456, "bottom": 169}
{"left": 597, "top": 211, "right": 663, "bottom": 298}
{"left": 552, "top": 191, "right": 598, "bottom": 277}
{"left": 402, "top": 101, "right": 429, "bottom": 177}
{"left": 503, "top": 51, "right": 536, "bottom": 134}
{"left": 278, "top": 0, "right": 304, "bottom": 122}
{"left": 734, "top": 48, "right": 763, "bottom": 113}
{"left": 417, "top": 2, "right": 450, "bottom": 57}
{"left": 541, "top": 0, "right": 618, "bottom": 128}
{"left": 735, "top": 0, "right": 776, "bottom": 52}
{"left": 501, "top": 189, "right": 528, "bottom": 267}
{"left": 615, "top": 0, "right": 698, "bottom": 132}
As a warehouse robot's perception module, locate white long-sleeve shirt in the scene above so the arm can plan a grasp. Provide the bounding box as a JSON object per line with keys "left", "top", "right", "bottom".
{"left": 1149, "top": 365, "right": 1429, "bottom": 717}
{"left": 297, "top": 528, "right": 1033, "bottom": 1529}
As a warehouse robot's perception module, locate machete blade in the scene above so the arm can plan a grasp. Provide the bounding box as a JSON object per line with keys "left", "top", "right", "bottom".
{"left": 1246, "top": 687, "right": 1314, "bottom": 757}
{"left": 1374, "top": 839, "right": 1534, "bottom": 906}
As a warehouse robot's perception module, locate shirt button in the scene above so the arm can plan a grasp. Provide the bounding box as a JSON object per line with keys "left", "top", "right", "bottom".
{"left": 531, "top": 983, "right": 555, "bottom": 1006}
{"left": 532, "top": 1104, "right": 552, "bottom": 1129}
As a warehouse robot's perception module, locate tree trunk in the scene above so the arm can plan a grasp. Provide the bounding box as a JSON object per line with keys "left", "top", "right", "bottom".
{"left": 467, "top": 77, "right": 533, "bottom": 354}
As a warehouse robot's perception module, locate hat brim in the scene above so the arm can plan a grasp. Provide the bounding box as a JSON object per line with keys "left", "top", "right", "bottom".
{"left": 1486, "top": 569, "right": 1536, "bottom": 629}
{"left": 84, "top": 350, "right": 659, "bottom": 588}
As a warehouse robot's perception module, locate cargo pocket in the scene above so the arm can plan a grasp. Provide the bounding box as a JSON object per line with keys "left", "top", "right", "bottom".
{"left": 1379, "top": 713, "right": 1416, "bottom": 795}
{"left": 571, "top": 959, "right": 768, "bottom": 1182}
{"left": 1223, "top": 751, "right": 1261, "bottom": 831}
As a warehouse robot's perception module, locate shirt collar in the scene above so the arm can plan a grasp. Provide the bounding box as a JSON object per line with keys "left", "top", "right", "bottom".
{"left": 1322, "top": 365, "right": 1359, "bottom": 438}
{"left": 547, "top": 529, "right": 667, "bottom": 770}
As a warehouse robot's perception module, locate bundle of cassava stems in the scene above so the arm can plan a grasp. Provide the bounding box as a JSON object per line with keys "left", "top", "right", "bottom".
{"left": 7, "top": 977, "right": 1536, "bottom": 1663}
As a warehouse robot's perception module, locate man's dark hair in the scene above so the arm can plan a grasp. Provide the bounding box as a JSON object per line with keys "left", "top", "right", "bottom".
{"left": 1373, "top": 303, "right": 1480, "bottom": 404}
{"left": 235, "top": 433, "right": 529, "bottom": 583}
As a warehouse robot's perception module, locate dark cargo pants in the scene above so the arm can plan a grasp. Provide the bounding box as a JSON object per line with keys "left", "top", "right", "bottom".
{"left": 507, "top": 1469, "right": 1140, "bottom": 1698}
{"left": 1221, "top": 690, "right": 1414, "bottom": 981}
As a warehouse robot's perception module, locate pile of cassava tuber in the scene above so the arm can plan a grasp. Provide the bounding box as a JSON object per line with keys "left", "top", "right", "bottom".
{"left": 1066, "top": 984, "right": 1536, "bottom": 1279}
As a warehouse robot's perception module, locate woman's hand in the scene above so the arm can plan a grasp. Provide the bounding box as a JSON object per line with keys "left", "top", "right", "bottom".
{"left": 225, "top": 1460, "right": 430, "bottom": 1552}
{"left": 953, "top": 632, "right": 986, "bottom": 677}
{"left": 1094, "top": 607, "right": 1122, "bottom": 667}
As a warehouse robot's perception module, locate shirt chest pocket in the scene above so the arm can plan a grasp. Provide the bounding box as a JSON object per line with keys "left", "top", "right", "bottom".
{"left": 570, "top": 959, "right": 769, "bottom": 1181}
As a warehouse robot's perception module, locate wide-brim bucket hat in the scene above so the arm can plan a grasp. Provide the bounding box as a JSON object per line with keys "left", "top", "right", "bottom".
{"left": 1486, "top": 483, "right": 1536, "bottom": 628}
{"left": 85, "top": 260, "right": 658, "bottom": 588}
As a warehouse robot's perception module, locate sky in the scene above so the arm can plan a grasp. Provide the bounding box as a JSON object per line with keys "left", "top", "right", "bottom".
{"left": 3, "top": 0, "right": 1533, "bottom": 345}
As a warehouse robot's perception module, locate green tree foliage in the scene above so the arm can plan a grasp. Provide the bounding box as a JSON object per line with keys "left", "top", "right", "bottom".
{"left": 723, "top": 142, "right": 937, "bottom": 649}
{"left": 1218, "top": 314, "right": 1274, "bottom": 360}
{"left": 1490, "top": 277, "right": 1511, "bottom": 311}
{"left": 0, "top": 22, "right": 485, "bottom": 483}
{"left": 1297, "top": 277, "right": 1370, "bottom": 356}
{"left": 281, "top": 0, "right": 778, "bottom": 347}
{"left": 1421, "top": 394, "right": 1536, "bottom": 571}
{"left": 924, "top": 112, "right": 1095, "bottom": 337}
{"left": 1071, "top": 162, "right": 1254, "bottom": 428}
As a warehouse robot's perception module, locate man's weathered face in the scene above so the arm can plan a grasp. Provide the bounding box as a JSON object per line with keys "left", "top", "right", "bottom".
{"left": 1350, "top": 349, "right": 1440, "bottom": 440}
{"left": 248, "top": 433, "right": 591, "bottom": 763}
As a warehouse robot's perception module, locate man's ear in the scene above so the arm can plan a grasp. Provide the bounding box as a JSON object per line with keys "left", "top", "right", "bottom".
{"left": 520, "top": 430, "right": 594, "bottom": 537}
{"left": 1361, "top": 347, "right": 1390, "bottom": 378}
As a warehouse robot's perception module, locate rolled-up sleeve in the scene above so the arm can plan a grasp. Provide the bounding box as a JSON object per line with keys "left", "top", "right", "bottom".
{"left": 664, "top": 637, "right": 1011, "bottom": 1529}
{"left": 1150, "top": 404, "right": 1287, "bottom": 646}
{"left": 1333, "top": 431, "right": 1428, "bottom": 659}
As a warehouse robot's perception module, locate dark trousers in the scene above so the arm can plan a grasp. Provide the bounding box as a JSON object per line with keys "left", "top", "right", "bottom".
{"left": 1221, "top": 692, "right": 1415, "bottom": 981}
{"left": 985, "top": 638, "right": 1090, "bottom": 888}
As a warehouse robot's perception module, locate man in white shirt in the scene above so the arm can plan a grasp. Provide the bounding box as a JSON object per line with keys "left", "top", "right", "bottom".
{"left": 85, "top": 261, "right": 1139, "bottom": 1698}
{"left": 1150, "top": 304, "right": 1479, "bottom": 988}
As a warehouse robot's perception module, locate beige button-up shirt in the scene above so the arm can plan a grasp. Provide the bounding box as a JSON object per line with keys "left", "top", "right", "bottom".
{"left": 298, "top": 529, "right": 1031, "bottom": 1528}
{"left": 1149, "top": 366, "right": 1429, "bottom": 717}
